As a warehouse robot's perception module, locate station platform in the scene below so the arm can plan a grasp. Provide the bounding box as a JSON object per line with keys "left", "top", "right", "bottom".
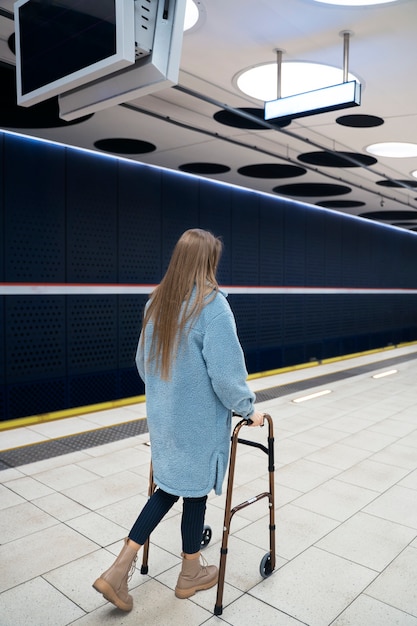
{"left": 1, "top": 345, "right": 417, "bottom": 625}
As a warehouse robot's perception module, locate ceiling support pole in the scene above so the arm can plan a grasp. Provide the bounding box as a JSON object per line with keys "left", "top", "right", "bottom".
{"left": 274, "top": 48, "right": 284, "bottom": 99}
{"left": 341, "top": 30, "right": 352, "bottom": 83}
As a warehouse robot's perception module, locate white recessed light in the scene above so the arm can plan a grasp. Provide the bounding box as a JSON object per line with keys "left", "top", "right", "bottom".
{"left": 372, "top": 369, "right": 398, "bottom": 379}
{"left": 236, "top": 62, "right": 358, "bottom": 103}
{"left": 312, "top": 0, "right": 399, "bottom": 5}
{"left": 292, "top": 389, "right": 332, "bottom": 403}
{"left": 184, "top": 0, "right": 200, "bottom": 31}
{"left": 366, "top": 143, "right": 417, "bottom": 158}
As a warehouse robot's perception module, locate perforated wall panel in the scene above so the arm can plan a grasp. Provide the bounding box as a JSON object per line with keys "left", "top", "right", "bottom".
{"left": 0, "top": 133, "right": 4, "bottom": 393}
{"left": 259, "top": 195, "right": 284, "bottom": 286}
{"left": 0, "top": 293, "right": 4, "bottom": 419}
{"left": 118, "top": 295, "right": 147, "bottom": 367}
{"left": 259, "top": 295, "right": 284, "bottom": 348}
{"left": 8, "top": 378, "right": 66, "bottom": 420}
{"left": 118, "top": 163, "right": 162, "bottom": 283}
{"left": 283, "top": 203, "right": 306, "bottom": 286}
{"left": 67, "top": 296, "right": 118, "bottom": 374}
{"left": 342, "top": 220, "right": 369, "bottom": 287}
{"left": 324, "top": 213, "right": 343, "bottom": 287}
{"left": 229, "top": 295, "right": 260, "bottom": 371}
{"left": 305, "top": 211, "right": 325, "bottom": 287}
{"left": 0, "top": 132, "right": 4, "bottom": 284}
{"left": 4, "top": 135, "right": 66, "bottom": 282}
{"left": 198, "top": 180, "right": 232, "bottom": 285}
{"left": 161, "top": 171, "right": 199, "bottom": 270}
{"left": 5, "top": 296, "right": 66, "bottom": 383}
{"left": 304, "top": 295, "right": 325, "bottom": 341}
{"left": 231, "top": 189, "right": 259, "bottom": 285}
{"left": 120, "top": 366, "right": 144, "bottom": 398}
{"left": 66, "top": 151, "right": 118, "bottom": 283}
{"left": 69, "top": 371, "right": 119, "bottom": 408}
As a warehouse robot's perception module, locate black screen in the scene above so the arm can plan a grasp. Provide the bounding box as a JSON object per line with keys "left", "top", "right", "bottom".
{"left": 18, "top": 0, "right": 117, "bottom": 95}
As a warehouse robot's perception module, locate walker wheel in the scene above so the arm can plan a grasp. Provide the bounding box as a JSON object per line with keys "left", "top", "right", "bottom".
{"left": 201, "top": 525, "right": 212, "bottom": 549}
{"left": 260, "top": 553, "right": 274, "bottom": 579}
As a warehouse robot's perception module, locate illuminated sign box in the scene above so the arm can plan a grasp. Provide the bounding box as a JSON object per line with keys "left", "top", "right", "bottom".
{"left": 264, "top": 80, "right": 361, "bottom": 123}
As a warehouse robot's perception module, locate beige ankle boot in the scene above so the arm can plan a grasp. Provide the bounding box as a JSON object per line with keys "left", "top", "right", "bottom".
{"left": 175, "top": 552, "right": 218, "bottom": 599}
{"left": 93, "top": 538, "right": 138, "bottom": 611}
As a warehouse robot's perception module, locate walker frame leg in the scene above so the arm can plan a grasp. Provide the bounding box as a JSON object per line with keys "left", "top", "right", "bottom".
{"left": 214, "top": 413, "right": 275, "bottom": 616}
{"left": 140, "top": 462, "right": 156, "bottom": 575}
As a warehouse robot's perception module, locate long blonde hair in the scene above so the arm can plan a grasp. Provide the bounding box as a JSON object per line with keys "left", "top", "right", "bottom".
{"left": 142, "top": 229, "right": 223, "bottom": 379}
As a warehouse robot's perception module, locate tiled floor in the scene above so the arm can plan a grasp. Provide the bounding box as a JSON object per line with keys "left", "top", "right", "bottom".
{"left": 1, "top": 346, "right": 417, "bottom": 625}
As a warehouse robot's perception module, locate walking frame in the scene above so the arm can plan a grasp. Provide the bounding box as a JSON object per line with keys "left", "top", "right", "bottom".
{"left": 214, "top": 412, "right": 276, "bottom": 615}
{"left": 140, "top": 412, "right": 276, "bottom": 617}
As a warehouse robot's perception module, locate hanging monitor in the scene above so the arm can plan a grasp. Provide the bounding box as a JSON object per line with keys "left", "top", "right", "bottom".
{"left": 14, "top": 0, "right": 137, "bottom": 107}
{"left": 58, "top": 0, "right": 186, "bottom": 121}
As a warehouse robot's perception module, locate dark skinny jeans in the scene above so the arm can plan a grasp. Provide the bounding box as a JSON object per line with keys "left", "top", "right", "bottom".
{"left": 128, "top": 488, "right": 208, "bottom": 554}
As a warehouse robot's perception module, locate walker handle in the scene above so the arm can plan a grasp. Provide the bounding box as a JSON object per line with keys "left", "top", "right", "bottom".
{"left": 232, "top": 412, "right": 253, "bottom": 426}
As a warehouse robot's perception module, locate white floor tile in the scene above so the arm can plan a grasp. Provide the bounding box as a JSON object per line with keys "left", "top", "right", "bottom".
{"left": 0, "top": 524, "right": 97, "bottom": 592}
{"left": 0, "top": 577, "right": 85, "bottom": 626}
{"left": 336, "top": 459, "right": 409, "bottom": 492}
{"left": 317, "top": 511, "right": 417, "bottom": 571}
{"left": 0, "top": 501, "right": 58, "bottom": 543}
{"left": 363, "top": 485, "right": 417, "bottom": 529}
{"left": 62, "top": 470, "right": 148, "bottom": 509}
{"left": 31, "top": 464, "right": 100, "bottom": 490}
{"left": 366, "top": 547, "right": 417, "bottom": 617}
{"left": 67, "top": 578, "right": 212, "bottom": 625}
{"left": 293, "top": 478, "right": 379, "bottom": 521}
{"left": 0, "top": 483, "right": 25, "bottom": 509}
{"left": 3, "top": 475, "right": 54, "bottom": 500}
{"left": 66, "top": 511, "right": 128, "bottom": 546}
{"left": 250, "top": 546, "right": 377, "bottom": 626}
{"left": 331, "top": 594, "right": 417, "bottom": 626}
{"left": 275, "top": 458, "right": 340, "bottom": 492}
{"left": 215, "top": 592, "right": 305, "bottom": 625}
{"left": 33, "top": 492, "right": 90, "bottom": 521}
{"left": 235, "top": 502, "right": 338, "bottom": 561}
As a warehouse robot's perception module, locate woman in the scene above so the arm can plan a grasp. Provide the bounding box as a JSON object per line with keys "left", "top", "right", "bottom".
{"left": 93, "top": 228, "right": 265, "bottom": 611}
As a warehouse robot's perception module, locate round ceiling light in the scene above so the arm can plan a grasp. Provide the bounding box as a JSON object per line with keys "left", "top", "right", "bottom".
{"left": 236, "top": 62, "right": 358, "bottom": 103}
{"left": 184, "top": 0, "right": 201, "bottom": 31}
{"left": 312, "top": 1, "right": 399, "bottom": 5}
{"left": 366, "top": 143, "right": 417, "bottom": 158}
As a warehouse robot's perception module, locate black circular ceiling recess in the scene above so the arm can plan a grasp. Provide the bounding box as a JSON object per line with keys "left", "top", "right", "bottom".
{"left": 179, "top": 162, "right": 230, "bottom": 175}
{"left": 298, "top": 151, "right": 377, "bottom": 168}
{"left": 360, "top": 211, "right": 417, "bottom": 221}
{"left": 316, "top": 200, "right": 365, "bottom": 208}
{"left": 336, "top": 114, "right": 384, "bottom": 128}
{"left": 237, "top": 163, "right": 306, "bottom": 178}
{"left": 0, "top": 65, "right": 93, "bottom": 128}
{"left": 8, "top": 33, "right": 16, "bottom": 54}
{"left": 94, "top": 138, "right": 156, "bottom": 154}
{"left": 213, "top": 107, "right": 290, "bottom": 130}
{"left": 375, "top": 179, "right": 417, "bottom": 188}
{"left": 273, "top": 183, "right": 351, "bottom": 197}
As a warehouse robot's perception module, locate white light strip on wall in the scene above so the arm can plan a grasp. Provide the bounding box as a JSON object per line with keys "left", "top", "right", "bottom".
{"left": 372, "top": 369, "right": 398, "bottom": 379}
{"left": 2, "top": 284, "right": 417, "bottom": 296}
{"left": 292, "top": 389, "right": 332, "bottom": 403}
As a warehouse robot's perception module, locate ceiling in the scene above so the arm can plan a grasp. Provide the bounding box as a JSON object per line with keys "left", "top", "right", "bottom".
{"left": 1, "top": 0, "right": 417, "bottom": 231}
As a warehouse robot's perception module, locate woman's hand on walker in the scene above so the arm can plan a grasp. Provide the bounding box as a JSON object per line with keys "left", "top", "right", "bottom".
{"left": 248, "top": 411, "right": 265, "bottom": 427}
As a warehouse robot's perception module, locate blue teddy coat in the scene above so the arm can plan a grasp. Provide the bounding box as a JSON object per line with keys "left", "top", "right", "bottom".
{"left": 135, "top": 290, "right": 256, "bottom": 497}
